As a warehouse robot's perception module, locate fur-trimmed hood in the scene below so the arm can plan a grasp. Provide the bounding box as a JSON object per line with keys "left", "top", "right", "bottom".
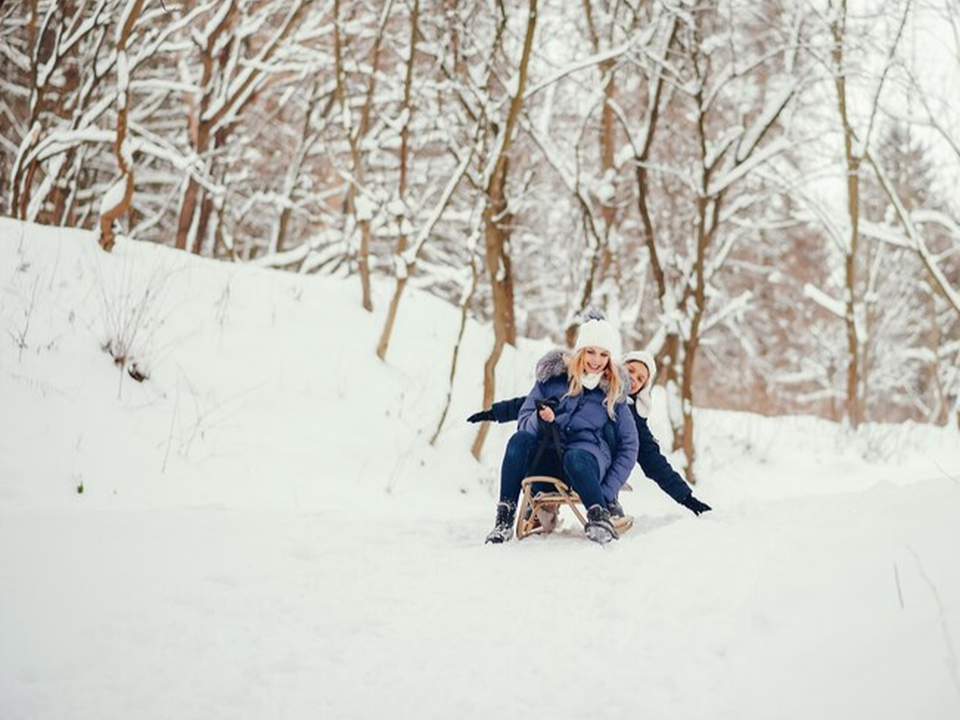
{"left": 534, "top": 348, "right": 631, "bottom": 404}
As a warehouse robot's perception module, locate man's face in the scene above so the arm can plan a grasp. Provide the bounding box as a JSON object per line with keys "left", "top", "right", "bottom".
{"left": 626, "top": 360, "right": 650, "bottom": 395}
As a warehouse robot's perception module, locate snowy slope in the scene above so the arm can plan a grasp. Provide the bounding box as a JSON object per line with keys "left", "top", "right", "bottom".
{"left": 2, "top": 218, "right": 960, "bottom": 720}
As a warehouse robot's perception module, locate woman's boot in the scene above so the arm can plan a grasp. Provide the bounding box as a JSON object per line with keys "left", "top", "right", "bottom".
{"left": 584, "top": 504, "right": 618, "bottom": 544}
{"left": 485, "top": 501, "right": 516, "bottom": 544}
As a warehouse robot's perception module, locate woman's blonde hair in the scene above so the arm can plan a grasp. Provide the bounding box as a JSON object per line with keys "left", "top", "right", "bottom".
{"left": 564, "top": 348, "right": 623, "bottom": 419}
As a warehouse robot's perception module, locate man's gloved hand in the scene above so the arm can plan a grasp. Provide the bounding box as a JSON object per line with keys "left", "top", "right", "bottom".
{"left": 681, "top": 494, "right": 712, "bottom": 516}
{"left": 466, "top": 409, "right": 495, "bottom": 423}
{"left": 607, "top": 499, "right": 625, "bottom": 518}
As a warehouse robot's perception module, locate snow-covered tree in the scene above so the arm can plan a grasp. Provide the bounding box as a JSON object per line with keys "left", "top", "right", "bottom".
{"left": 615, "top": 1, "right": 806, "bottom": 480}
{"left": 2, "top": 0, "right": 958, "bottom": 463}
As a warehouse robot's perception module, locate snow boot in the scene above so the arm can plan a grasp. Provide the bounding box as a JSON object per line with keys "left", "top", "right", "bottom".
{"left": 584, "top": 504, "right": 619, "bottom": 544}
{"left": 485, "top": 501, "right": 516, "bottom": 544}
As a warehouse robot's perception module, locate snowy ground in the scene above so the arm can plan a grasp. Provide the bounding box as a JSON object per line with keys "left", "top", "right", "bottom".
{"left": 2, "top": 217, "right": 960, "bottom": 720}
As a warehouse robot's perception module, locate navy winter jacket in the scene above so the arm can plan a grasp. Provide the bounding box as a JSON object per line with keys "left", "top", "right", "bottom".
{"left": 489, "top": 385, "right": 692, "bottom": 504}
{"left": 490, "top": 396, "right": 525, "bottom": 423}
{"left": 516, "top": 350, "right": 639, "bottom": 504}
{"left": 628, "top": 403, "right": 692, "bottom": 503}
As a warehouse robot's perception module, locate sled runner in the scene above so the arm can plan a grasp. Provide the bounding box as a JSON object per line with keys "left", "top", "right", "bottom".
{"left": 516, "top": 475, "right": 635, "bottom": 540}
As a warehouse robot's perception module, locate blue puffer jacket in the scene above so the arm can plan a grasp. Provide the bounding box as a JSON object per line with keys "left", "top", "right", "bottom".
{"left": 488, "top": 392, "right": 693, "bottom": 504}
{"left": 517, "top": 349, "right": 639, "bottom": 503}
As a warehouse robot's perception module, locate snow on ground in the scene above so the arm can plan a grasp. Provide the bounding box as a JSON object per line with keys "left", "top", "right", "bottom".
{"left": 2, "top": 217, "right": 960, "bottom": 720}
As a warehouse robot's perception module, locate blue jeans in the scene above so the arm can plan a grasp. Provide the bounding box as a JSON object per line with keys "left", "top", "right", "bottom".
{"left": 498, "top": 431, "right": 605, "bottom": 509}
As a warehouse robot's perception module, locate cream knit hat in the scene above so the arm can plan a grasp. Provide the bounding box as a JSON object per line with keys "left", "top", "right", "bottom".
{"left": 622, "top": 349, "right": 656, "bottom": 418}
{"left": 574, "top": 316, "right": 622, "bottom": 358}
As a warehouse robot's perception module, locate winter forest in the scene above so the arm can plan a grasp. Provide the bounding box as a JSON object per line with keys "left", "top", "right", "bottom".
{"left": 2, "top": 0, "right": 960, "bottom": 480}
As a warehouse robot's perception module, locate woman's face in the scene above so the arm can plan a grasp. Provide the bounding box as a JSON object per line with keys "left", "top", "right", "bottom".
{"left": 626, "top": 360, "right": 650, "bottom": 394}
{"left": 583, "top": 346, "right": 610, "bottom": 374}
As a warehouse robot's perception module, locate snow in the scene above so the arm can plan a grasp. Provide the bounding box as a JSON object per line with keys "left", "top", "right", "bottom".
{"left": 392, "top": 252, "right": 408, "bottom": 280}
{"left": 99, "top": 177, "right": 129, "bottom": 216}
{"left": 594, "top": 178, "right": 616, "bottom": 204}
{"left": 386, "top": 197, "right": 406, "bottom": 216}
{"left": 803, "top": 282, "right": 846, "bottom": 320}
{"left": 354, "top": 193, "right": 376, "bottom": 221}
{"left": 522, "top": 37, "right": 644, "bottom": 102}
{"left": 2, "top": 217, "right": 960, "bottom": 720}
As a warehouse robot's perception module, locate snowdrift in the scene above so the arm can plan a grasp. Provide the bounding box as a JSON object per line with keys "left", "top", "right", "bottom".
{"left": 2, "top": 218, "right": 959, "bottom": 720}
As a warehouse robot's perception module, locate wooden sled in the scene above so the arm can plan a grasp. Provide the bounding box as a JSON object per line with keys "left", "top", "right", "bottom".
{"left": 516, "top": 475, "right": 634, "bottom": 540}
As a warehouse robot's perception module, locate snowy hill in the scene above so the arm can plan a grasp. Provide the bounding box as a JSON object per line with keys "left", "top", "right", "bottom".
{"left": 2, "top": 218, "right": 960, "bottom": 720}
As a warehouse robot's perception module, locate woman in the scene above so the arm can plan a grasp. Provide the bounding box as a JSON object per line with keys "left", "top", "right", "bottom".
{"left": 485, "top": 314, "right": 639, "bottom": 545}
{"left": 470, "top": 349, "right": 712, "bottom": 519}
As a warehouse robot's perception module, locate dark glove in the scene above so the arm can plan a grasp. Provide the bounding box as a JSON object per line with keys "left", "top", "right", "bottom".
{"left": 534, "top": 397, "right": 559, "bottom": 423}
{"left": 607, "top": 499, "right": 624, "bottom": 518}
{"left": 466, "top": 409, "right": 495, "bottom": 423}
{"left": 681, "top": 494, "right": 712, "bottom": 516}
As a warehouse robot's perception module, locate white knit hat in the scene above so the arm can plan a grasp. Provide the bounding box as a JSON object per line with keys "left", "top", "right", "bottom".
{"left": 574, "top": 316, "right": 622, "bottom": 358}
{"left": 622, "top": 350, "right": 656, "bottom": 418}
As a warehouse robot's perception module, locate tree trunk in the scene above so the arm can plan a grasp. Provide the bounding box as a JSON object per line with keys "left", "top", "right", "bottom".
{"left": 597, "top": 63, "right": 618, "bottom": 294}
{"left": 680, "top": 334, "right": 699, "bottom": 483}
{"left": 334, "top": 0, "right": 393, "bottom": 313}
{"left": 471, "top": 0, "right": 538, "bottom": 460}
{"left": 431, "top": 227, "right": 481, "bottom": 445}
{"left": 563, "top": 1, "right": 621, "bottom": 346}
{"left": 842, "top": 165, "right": 862, "bottom": 427}
{"left": 99, "top": 0, "right": 148, "bottom": 252}
{"left": 176, "top": 176, "right": 200, "bottom": 251}
{"left": 832, "top": 0, "right": 863, "bottom": 428}
{"left": 664, "top": 41, "right": 714, "bottom": 482}
{"left": 472, "top": 162, "right": 517, "bottom": 460}
{"left": 376, "top": 0, "right": 419, "bottom": 360}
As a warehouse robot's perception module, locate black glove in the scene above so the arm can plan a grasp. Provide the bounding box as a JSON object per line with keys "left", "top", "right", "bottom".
{"left": 466, "top": 409, "right": 495, "bottom": 423}
{"left": 681, "top": 494, "right": 712, "bottom": 516}
{"left": 534, "top": 397, "right": 559, "bottom": 422}
{"left": 607, "top": 499, "right": 624, "bottom": 518}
